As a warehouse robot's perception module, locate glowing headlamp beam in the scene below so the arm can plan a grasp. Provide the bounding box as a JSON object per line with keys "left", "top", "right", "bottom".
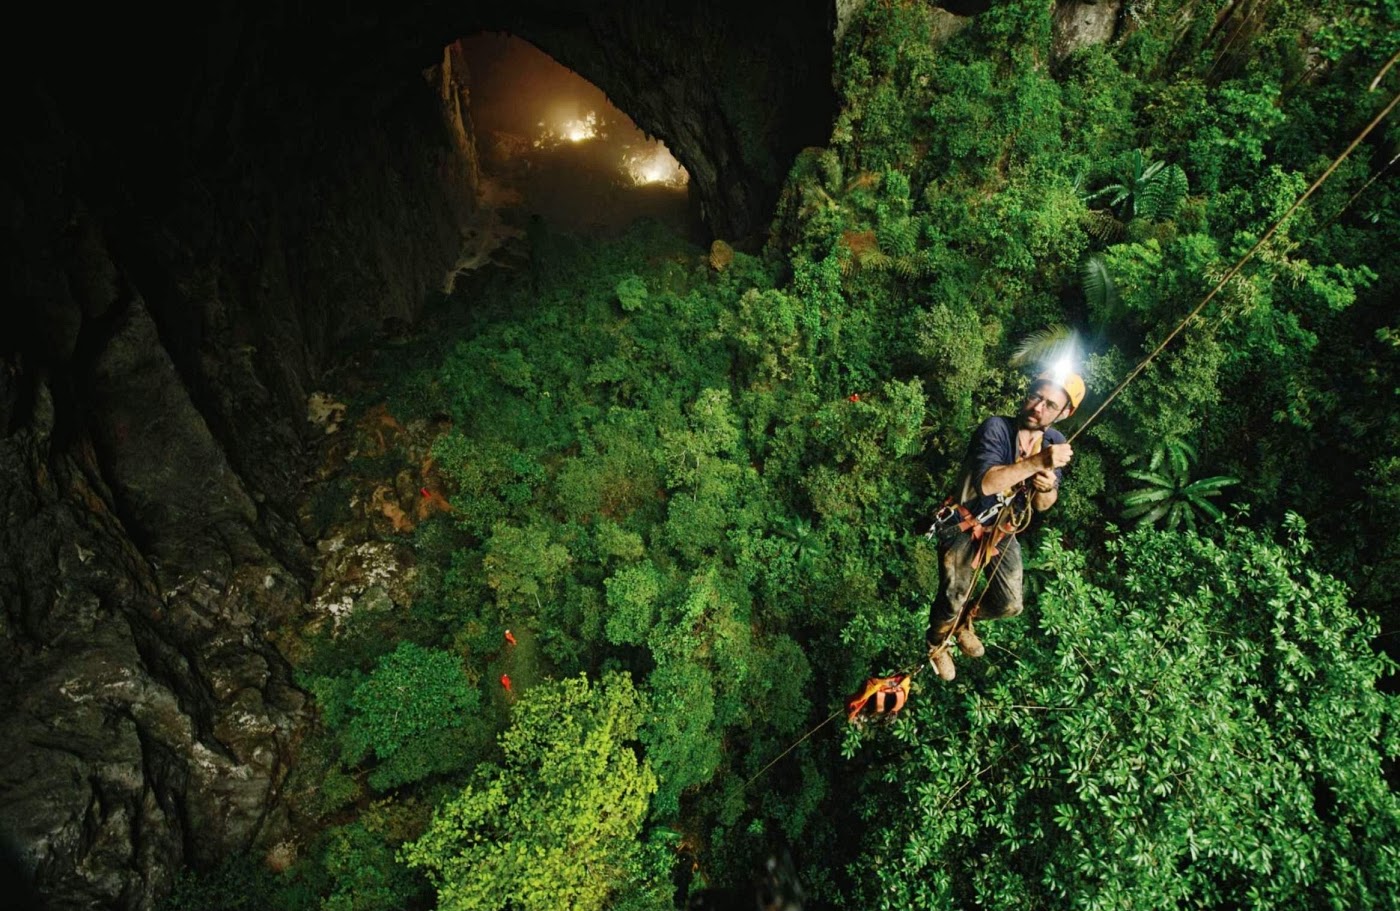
{"left": 1049, "top": 350, "right": 1077, "bottom": 386}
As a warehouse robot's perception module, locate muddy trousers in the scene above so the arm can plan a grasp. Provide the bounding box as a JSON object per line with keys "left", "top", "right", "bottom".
{"left": 926, "top": 527, "right": 1024, "bottom": 646}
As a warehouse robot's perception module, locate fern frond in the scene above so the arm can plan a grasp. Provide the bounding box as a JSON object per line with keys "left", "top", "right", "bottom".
{"left": 1136, "top": 181, "right": 1163, "bottom": 221}
{"left": 1125, "top": 470, "right": 1175, "bottom": 489}
{"left": 1160, "top": 165, "right": 1189, "bottom": 219}
{"left": 1128, "top": 501, "right": 1173, "bottom": 525}
{"left": 1191, "top": 498, "right": 1227, "bottom": 522}
{"left": 1123, "top": 487, "right": 1175, "bottom": 510}
{"left": 862, "top": 251, "right": 893, "bottom": 272}
{"left": 878, "top": 218, "right": 918, "bottom": 258}
{"left": 1183, "top": 475, "right": 1239, "bottom": 495}
{"left": 1009, "top": 324, "right": 1075, "bottom": 369}
{"left": 1082, "top": 255, "right": 1120, "bottom": 315}
{"left": 1083, "top": 209, "right": 1126, "bottom": 243}
{"left": 1165, "top": 439, "right": 1197, "bottom": 481}
{"left": 891, "top": 257, "right": 918, "bottom": 279}
{"left": 1137, "top": 164, "right": 1188, "bottom": 221}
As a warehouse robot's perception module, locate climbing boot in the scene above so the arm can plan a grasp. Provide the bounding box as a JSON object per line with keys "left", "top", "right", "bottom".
{"left": 927, "top": 645, "right": 956, "bottom": 681}
{"left": 955, "top": 622, "right": 985, "bottom": 658}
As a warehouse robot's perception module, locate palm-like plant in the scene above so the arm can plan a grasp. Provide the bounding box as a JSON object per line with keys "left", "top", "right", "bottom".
{"left": 1084, "top": 149, "right": 1187, "bottom": 222}
{"left": 1009, "top": 324, "right": 1078, "bottom": 370}
{"left": 1120, "top": 439, "right": 1239, "bottom": 532}
{"left": 775, "top": 515, "right": 825, "bottom": 573}
{"left": 1081, "top": 254, "right": 1120, "bottom": 316}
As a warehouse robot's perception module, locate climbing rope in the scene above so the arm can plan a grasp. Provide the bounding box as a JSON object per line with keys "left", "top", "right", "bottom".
{"left": 1067, "top": 76, "right": 1400, "bottom": 446}
{"left": 743, "top": 706, "right": 847, "bottom": 789}
{"left": 929, "top": 497, "right": 1033, "bottom": 660}
{"left": 745, "top": 61, "right": 1400, "bottom": 787}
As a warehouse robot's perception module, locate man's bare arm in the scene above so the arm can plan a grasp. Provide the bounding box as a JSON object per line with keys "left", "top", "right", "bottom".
{"left": 1030, "top": 469, "right": 1058, "bottom": 512}
{"left": 978, "top": 443, "right": 1073, "bottom": 502}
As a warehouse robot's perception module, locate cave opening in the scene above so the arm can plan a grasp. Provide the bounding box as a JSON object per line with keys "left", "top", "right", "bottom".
{"left": 457, "top": 33, "right": 699, "bottom": 241}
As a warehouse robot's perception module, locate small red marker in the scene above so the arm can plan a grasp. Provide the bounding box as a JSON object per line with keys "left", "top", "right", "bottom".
{"left": 504, "top": 629, "right": 517, "bottom": 646}
{"left": 500, "top": 674, "right": 512, "bottom": 692}
{"left": 420, "top": 487, "right": 431, "bottom": 498}
{"left": 848, "top": 393, "right": 860, "bottom": 402}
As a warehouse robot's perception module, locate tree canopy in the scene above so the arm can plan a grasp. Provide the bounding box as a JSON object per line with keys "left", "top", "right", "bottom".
{"left": 167, "top": 2, "right": 1400, "bottom": 909}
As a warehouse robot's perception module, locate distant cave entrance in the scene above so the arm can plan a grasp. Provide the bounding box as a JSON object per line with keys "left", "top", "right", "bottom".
{"left": 459, "top": 33, "right": 697, "bottom": 239}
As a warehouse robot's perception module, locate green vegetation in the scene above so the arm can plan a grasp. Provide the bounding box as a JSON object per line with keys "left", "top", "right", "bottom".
{"left": 1120, "top": 439, "right": 1239, "bottom": 531}
{"left": 849, "top": 520, "right": 1400, "bottom": 910}
{"left": 170, "top": 2, "right": 1400, "bottom": 908}
{"left": 403, "top": 673, "right": 668, "bottom": 911}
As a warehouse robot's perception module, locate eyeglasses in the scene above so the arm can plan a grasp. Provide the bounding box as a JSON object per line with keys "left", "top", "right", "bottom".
{"left": 1025, "top": 393, "right": 1067, "bottom": 412}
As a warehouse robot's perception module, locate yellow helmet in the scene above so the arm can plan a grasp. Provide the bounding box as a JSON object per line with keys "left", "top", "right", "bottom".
{"left": 1036, "top": 370, "right": 1085, "bottom": 413}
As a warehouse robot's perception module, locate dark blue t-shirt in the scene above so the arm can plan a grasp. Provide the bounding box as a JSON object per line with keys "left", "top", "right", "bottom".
{"left": 957, "top": 416, "right": 1066, "bottom": 522}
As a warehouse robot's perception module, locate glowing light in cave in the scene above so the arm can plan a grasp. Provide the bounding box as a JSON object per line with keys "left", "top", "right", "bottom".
{"left": 623, "top": 144, "right": 688, "bottom": 187}
{"left": 561, "top": 110, "right": 600, "bottom": 142}
{"left": 458, "top": 31, "right": 694, "bottom": 232}
{"left": 535, "top": 110, "right": 603, "bottom": 148}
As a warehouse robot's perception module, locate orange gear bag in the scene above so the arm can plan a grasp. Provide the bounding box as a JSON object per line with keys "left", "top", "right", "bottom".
{"left": 844, "top": 673, "right": 912, "bottom": 723}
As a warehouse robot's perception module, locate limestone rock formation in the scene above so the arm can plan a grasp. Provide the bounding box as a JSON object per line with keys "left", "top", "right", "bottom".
{"left": 1053, "top": 0, "right": 1125, "bottom": 60}
{"left": 3, "top": 9, "right": 473, "bottom": 909}
{"left": 3, "top": 3, "right": 838, "bottom": 907}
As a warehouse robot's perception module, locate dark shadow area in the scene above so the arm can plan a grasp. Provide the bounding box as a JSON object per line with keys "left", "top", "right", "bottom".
{"left": 0, "top": 837, "right": 43, "bottom": 911}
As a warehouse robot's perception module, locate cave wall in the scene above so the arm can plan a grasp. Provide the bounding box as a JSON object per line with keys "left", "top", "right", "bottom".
{"left": 0, "top": 0, "right": 1123, "bottom": 904}
{"left": 2, "top": 9, "right": 475, "bottom": 909}
{"left": 2, "top": 3, "right": 838, "bottom": 908}
{"left": 491, "top": 0, "right": 839, "bottom": 241}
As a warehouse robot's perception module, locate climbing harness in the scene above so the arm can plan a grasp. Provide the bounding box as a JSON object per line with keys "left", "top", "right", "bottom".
{"left": 747, "top": 64, "right": 1400, "bottom": 785}
{"left": 842, "top": 486, "right": 1037, "bottom": 726}
{"left": 926, "top": 490, "right": 1035, "bottom": 663}
{"left": 924, "top": 494, "right": 1009, "bottom": 539}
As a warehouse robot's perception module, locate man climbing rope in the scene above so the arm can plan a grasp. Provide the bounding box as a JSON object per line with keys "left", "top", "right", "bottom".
{"left": 925, "top": 370, "right": 1083, "bottom": 681}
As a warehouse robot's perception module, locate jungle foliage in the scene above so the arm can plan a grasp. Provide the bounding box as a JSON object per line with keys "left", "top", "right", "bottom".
{"left": 169, "top": 2, "right": 1400, "bottom": 909}
{"left": 850, "top": 520, "right": 1400, "bottom": 910}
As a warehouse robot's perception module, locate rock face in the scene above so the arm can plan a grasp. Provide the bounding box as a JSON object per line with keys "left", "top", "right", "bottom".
{"left": 1, "top": 1, "right": 1141, "bottom": 905}
{"left": 2, "top": 3, "right": 837, "bottom": 908}
{"left": 3, "top": 8, "right": 474, "bottom": 910}
{"left": 1052, "top": 1, "right": 1124, "bottom": 60}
